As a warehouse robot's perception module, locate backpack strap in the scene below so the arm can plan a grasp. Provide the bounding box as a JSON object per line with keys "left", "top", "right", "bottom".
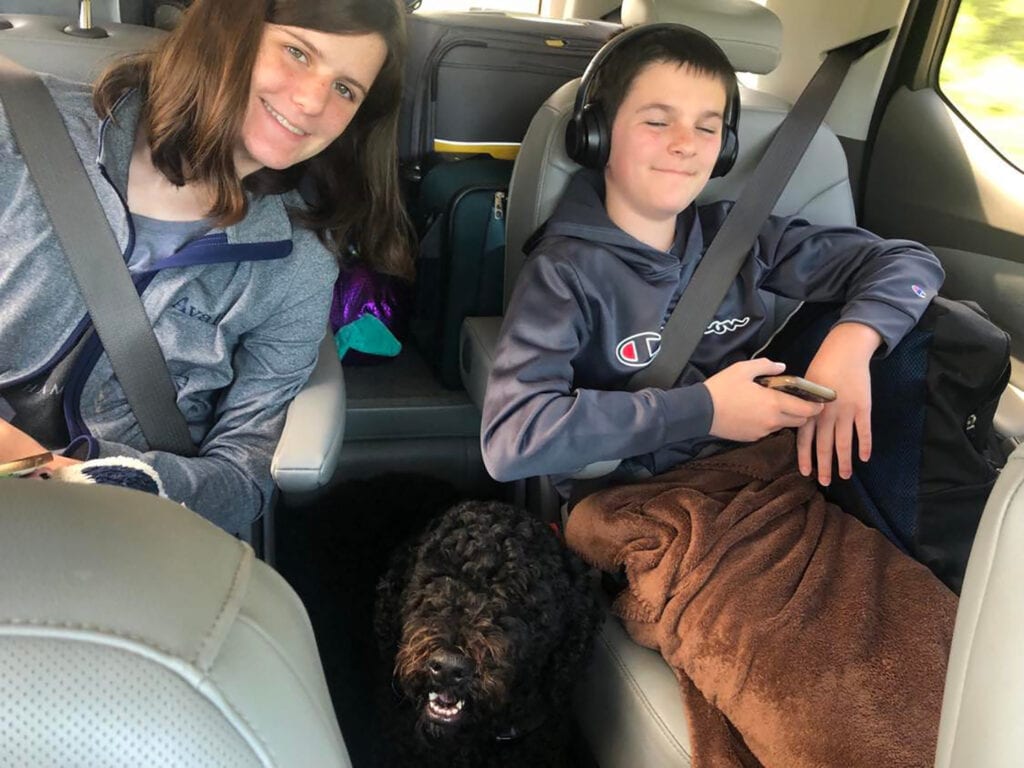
{"left": 0, "top": 56, "right": 196, "bottom": 456}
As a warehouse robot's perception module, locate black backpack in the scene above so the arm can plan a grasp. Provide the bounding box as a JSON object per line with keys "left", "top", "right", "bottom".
{"left": 764, "top": 296, "right": 1012, "bottom": 593}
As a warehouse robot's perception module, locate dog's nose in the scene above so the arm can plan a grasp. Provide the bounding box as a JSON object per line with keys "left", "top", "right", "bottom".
{"left": 427, "top": 651, "right": 471, "bottom": 684}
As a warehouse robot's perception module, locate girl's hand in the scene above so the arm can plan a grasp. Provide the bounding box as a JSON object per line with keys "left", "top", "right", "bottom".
{"left": 1, "top": 420, "right": 81, "bottom": 477}
{"left": 28, "top": 452, "right": 82, "bottom": 478}
{"left": 705, "top": 358, "right": 824, "bottom": 442}
{"left": 0, "top": 419, "right": 46, "bottom": 464}
{"left": 797, "top": 322, "right": 882, "bottom": 485}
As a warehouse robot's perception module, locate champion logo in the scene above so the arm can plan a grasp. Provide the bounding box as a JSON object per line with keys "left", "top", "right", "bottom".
{"left": 704, "top": 316, "right": 751, "bottom": 335}
{"left": 912, "top": 284, "right": 928, "bottom": 299}
{"left": 616, "top": 332, "right": 662, "bottom": 367}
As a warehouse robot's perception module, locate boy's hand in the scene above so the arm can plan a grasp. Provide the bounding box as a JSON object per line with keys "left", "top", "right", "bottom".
{"left": 705, "top": 359, "right": 824, "bottom": 442}
{"left": 797, "top": 322, "right": 882, "bottom": 485}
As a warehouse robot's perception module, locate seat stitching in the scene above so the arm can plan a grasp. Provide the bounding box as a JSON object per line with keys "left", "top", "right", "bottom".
{"left": 0, "top": 618, "right": 179, "bottom": 656}
{"left": 193, "top": 540, "right": 252, "bottom": 667}
{"left": 234, "top": 613, "right": 342, "bottom": 740}
{"left": 195, "top": 674, "right": 277, "bottom": 767}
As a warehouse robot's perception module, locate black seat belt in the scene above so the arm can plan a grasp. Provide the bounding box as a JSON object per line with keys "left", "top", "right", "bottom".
{"left": 0, "top": 56, "right": 197, "bottom": 456}
{"left": 627, "top": 29, "right": 891, "bottom": 392}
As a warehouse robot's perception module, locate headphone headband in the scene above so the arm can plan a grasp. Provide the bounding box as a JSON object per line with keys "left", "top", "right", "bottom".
{"left": 566, "top": 23, "right": 740, "bottom": 176}
{"left": 572, "top": 23, "right": 697, "bottom": 127}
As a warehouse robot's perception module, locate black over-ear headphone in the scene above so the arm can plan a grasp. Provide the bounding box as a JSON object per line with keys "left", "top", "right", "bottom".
{"left": 565, "top": 23, "right": 740, "bottom": 177}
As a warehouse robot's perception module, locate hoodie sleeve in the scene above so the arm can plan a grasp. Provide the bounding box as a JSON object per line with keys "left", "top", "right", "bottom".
{"left": 755, "top": 216, "right": 944, "bottom": 354}
{"left": 481, "top": 252, "right": 713, "bottom": 483}
{"left": 66, "top": 245, "right": 336, "bottom": 536}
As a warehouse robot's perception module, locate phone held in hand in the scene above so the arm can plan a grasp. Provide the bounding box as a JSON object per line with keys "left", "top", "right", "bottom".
{"left": 0, "top": 451, "right": 53, "bottom": 478}
{"left": 754, "top": 375, "right": 837, "bottom": 404}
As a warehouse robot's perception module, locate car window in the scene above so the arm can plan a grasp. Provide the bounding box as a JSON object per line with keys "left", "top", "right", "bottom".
{"left": 938, "top": 0, "right": 1024, "bottom": 170}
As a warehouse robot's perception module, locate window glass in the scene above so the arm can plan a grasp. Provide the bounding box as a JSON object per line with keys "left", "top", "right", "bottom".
{"left": 939, "top": 0, "right": 1024, "bottom": 169}
{"left": 416, "top": 0, "right": 541, "bottom": 12}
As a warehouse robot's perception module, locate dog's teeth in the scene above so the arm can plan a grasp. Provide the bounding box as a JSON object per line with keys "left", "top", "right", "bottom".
{"left": 428, "top": 692, "right": 438, "bottom": 702}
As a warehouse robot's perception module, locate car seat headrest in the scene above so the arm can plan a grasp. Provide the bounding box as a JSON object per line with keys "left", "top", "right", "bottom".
{"left": 621, "top": 0, "right": 782, "bottom": 74}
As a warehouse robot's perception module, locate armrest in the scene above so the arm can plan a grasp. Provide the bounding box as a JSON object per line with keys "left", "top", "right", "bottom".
{"left": 271, "top": 333, "right": 345, "bottom": 493}
{"left": 460, "top": 316, "right": 620, "bottom": 480}
{"left": 935, "top": 442, "right": 1024, "bottom": 768}
{"left": 460, "top": 316, "right": 503, "bottom": 411}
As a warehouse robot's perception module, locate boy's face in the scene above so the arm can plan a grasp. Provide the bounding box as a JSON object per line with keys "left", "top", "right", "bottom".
{"left": 604, "top": 62, "right": 728, "bottom": 249}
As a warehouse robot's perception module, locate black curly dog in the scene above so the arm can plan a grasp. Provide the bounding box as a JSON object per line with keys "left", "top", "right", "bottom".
{"left": 374, "top": 499, "right": 603, "bottom": 767}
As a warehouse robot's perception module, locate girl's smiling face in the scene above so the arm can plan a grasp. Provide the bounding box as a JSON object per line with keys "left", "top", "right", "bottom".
{"left": 235, "top": 23, "right": 387, "bottom": 177}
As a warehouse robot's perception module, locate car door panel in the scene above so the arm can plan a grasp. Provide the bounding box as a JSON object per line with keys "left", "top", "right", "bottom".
{"left": 864, "top": 85, "right": 1024, "bottom": 437}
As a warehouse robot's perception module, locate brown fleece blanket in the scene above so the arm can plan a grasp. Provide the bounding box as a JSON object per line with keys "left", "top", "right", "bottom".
{"left": 566, "top": 431, "right": 956, "bottom": 768}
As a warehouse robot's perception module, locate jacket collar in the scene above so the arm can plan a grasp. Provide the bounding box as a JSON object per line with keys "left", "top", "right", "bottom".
{"left": 96, "top": 89, "right": 293, "bottom": 247}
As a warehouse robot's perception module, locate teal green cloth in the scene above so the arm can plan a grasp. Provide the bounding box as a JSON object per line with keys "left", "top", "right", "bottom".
{"left": 334, "top": 313, "right": 402, "bottom": 360}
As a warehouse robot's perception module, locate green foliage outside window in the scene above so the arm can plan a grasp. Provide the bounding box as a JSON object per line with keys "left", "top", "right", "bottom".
{"left": 939, "top": 0, "right": 1024, "bottom": 169}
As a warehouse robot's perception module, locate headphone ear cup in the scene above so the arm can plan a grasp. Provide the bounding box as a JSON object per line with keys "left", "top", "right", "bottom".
{"left": 576, "top": 102, "right": 609, "bottom": 169}
{"left": 565, "top": 112, "right": 586, "bottom": 165}
{"left": 712, "top": 125, "right": 738, "bottom": 178}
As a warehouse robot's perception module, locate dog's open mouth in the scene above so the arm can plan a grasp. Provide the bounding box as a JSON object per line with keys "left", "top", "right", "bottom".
{"left": 426, "top": 691, "right": 465, "bottom": 724}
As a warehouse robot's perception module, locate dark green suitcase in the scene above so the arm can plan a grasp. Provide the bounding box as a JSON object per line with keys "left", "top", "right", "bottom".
{"left": 411, "top": 155, "right": 513, "bottom": 389}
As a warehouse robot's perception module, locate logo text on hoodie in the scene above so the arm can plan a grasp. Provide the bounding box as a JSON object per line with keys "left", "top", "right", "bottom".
{"left": 616, "top": 316, "right": 752, "bottom": 367}
{"left": 704, "top": 316, "right": 751, "bottom": 335}
{"left": 171, "top": 296, "right": 221, "bottom": 326}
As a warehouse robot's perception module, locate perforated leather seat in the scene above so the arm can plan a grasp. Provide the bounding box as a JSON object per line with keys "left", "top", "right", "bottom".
{"left": 457, "top": 0, "right": 858, "bottom": 764}
{"left": 0, "top": 480, "right": 351, "bottom": 766}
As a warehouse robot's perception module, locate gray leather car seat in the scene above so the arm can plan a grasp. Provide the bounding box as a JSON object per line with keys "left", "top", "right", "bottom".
{"left": 0, "top": 480, "right": 351, "bottom": 766}
{"left": 457, "top": 0, "right": 858, "bottom": 764}
{"left": 935, "top": 441, "right": 1024, "bottom": 768}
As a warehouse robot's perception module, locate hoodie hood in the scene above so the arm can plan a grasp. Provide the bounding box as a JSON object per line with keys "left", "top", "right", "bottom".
{"left": 528, "top": 168, "right": 702, "bottom": 281}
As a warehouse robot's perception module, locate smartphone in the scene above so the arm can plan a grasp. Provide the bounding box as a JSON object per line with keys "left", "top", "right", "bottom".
{"left": 754, "top": 375, "right": 837, "bottom": 403}
{"left": 0, "top": 451, "right": 53, "bottom": 478}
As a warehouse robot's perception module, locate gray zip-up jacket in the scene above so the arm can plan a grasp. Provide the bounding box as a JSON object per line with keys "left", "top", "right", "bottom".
{"left": 0, "top": 76, "right": 338, "bottom": 533}
{"left": 481, "top": 170, "right": 944, "bottom": 494}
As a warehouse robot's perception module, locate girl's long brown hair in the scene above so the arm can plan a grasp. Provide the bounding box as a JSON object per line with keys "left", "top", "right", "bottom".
{"left": 94, "top": 0, "right": 414, "bottom": 279}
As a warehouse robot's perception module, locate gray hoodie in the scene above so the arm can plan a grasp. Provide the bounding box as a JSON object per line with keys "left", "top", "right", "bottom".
{"left": 481, "top": 169, "right": 944, "bottom": 495}
{"left": 0, "top": 76, "right": 338, "bottom": 532}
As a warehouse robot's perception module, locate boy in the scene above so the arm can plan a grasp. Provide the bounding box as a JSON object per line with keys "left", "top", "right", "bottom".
{"left": 480, "top": 26, "right": 944, "bottom": 499}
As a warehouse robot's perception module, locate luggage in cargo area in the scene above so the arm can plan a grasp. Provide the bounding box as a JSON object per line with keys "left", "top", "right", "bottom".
{"left": 399, "top": 11, "right": 618, "bottom": 169}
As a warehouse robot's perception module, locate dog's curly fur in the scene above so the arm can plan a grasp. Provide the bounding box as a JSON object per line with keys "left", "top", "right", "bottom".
{"left": 374, "top": 500, "right": 603, "bottom": 767}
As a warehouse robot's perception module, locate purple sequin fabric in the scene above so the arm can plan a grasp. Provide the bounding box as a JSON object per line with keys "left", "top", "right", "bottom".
{"left": 330, "top": 263, "right": 412, "bottom": 365}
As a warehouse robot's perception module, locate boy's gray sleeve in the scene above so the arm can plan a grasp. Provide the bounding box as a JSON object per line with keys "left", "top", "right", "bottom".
{"left": 73, "top": 265, "right": 335, "bottom": 535}
{"left": 481, "top": 255, "right": 713, "bottom": 483}
{"left": 756, "top": 217, "right": 944, "bottom": 353}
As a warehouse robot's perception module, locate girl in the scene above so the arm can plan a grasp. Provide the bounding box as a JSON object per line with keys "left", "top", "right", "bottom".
{"left": 0, "top": 0, "right": 413, "bottom": 532}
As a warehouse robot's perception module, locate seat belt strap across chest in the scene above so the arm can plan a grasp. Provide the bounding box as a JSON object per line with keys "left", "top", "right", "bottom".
{"left": 627, "top": 29, "right": 891, "bottom": 392}
{"left": 0, "top": 56, "right": 196, "bottom": 456}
